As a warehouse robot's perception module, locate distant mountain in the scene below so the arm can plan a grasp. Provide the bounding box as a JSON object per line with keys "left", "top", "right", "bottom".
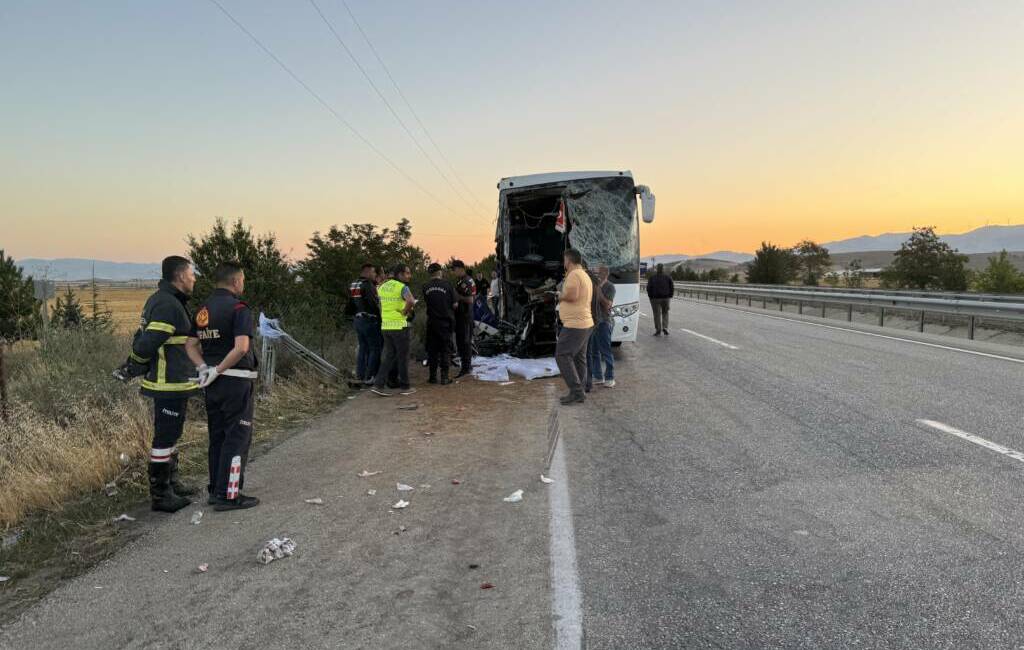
{"left": 642, "top": 251, "right": 753, "bottom": 265}
{"left": 823, "top": 224, "right": 1024, "bottom": 254}
{"left": 16, "top": 258, "right": 161, "bottom": 281}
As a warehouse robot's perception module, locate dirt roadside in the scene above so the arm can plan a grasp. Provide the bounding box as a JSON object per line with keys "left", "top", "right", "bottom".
{"left": 0, "top": 371, "right": 559, "bottom": 649}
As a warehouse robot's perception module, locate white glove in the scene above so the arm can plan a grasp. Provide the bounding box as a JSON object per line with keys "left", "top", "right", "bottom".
{"left": 198, "top": 366, "right": 220, "bottom": 389}
{"left": 190, "top": 364, "right": 209, "bottom": 384}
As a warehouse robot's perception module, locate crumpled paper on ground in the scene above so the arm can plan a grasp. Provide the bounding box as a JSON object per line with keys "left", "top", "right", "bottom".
{"left": 256, "top": 537, "right": 297, "bottom": 565}
{"left": 503, "top": 489, "right": 524, "bottom": 503}
{"left": 471, "top": 355, "right": 560, "bottom": 382}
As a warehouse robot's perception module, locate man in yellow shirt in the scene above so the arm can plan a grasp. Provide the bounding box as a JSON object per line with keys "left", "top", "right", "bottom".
{"left": 556, "top": 248, "right": 594, "bottom": 405}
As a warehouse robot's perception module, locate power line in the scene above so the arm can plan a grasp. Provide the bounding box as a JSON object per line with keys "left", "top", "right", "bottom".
{"left": 206, "top": 0, "right": 480, "bottom": 226}
{"left": 308, "top": 0, "right": 483, "bottom": 219}
{"left": 340, "top": 0, "right": 492, "bottom": 215}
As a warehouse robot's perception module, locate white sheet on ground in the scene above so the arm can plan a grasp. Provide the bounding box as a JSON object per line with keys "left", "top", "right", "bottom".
{"left": 471, "top": 354, "right": 560, "bottom": 382}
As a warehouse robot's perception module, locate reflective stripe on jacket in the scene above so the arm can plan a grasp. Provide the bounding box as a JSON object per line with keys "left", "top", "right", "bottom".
{"left": 132, "top": 280, "right": 200, "bottom": 398}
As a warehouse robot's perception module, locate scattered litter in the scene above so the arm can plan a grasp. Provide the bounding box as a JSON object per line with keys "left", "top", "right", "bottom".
{"left": 499, "top": 381, "right": 515, "bottom": 386}
{"left": 190, "top": 511, "right": 204, "bottom": 525}
{"left": 467, "top": 625, "right": 477, "bottom": 631}
{"left": 347, "top": 396, "right": 357, "bottom": 400}
{"left": 118, "top": 452, "right": 130, "bottom": 465}
{"left": 358, "top": 470, "right": 381, "bottom": 478}
{"left": 503, "top": 489, "right": 524, "bottom": 503}
{"left": 540, "top": 475, "right": 554, "bottom": 484}
{"left": 93, "top": 586, "right": 103, "bottom": 590}
{"left": 397, "top": 483, "right": 415, "bottom": 492}
{"left": 393, "top": 526, "right": 408, "bottom": 536}
{"left": 304, "top": 498, "right": 324, "bottom": 505}
{"left": 113, "top": 514, "right": 136, "bottom": 523}
{"left": 480, "top": 582, "right": 495, "bottom": 590}
{"left": 794, "top": 529, "right": 810, "bottom": 536}
{"left": 104, "top": 481, "right": 118, "bottom": 497}
{"left": 0, "top": 577, "right": 9, "bottom": 583}
{"left": 197, "top": 564, "right": 209, "bottom": 573}
{"left": 419, "top": 484, "right": 431, "bottom": 489}
{"left": 256, "top": 537, "right": 297, "bottom": 565}
{"left": 162, "top": 569, "right": 169, "bottom": 574}
{"left": 451, "top": 479, "right": 461, "bottom": 485}
{"left": 468, "top": 564, "right": 480, "bottom": 569}
{"left": 367, "top": 489, "right": 377, "bottom": 496}
{"left": 422, "top": 431, "right": 435, "bottom": 437}
{"left": 397, "top": 404, "right": 419, "bottom": 411}
{"left": 391, "top": 500, "right": 410, "bottom": 510}
{"left": 277, "top": 415, "right": 286, "bottom": 419}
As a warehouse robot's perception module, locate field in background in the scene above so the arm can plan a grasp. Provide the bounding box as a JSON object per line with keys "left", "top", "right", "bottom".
{"left": 49, "top": 283, "right": 155, "bottom": 333}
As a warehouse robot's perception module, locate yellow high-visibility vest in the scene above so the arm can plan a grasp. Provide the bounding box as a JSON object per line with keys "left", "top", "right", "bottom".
{"left": 379, "top": 279, "right": 408, "bottom": 331}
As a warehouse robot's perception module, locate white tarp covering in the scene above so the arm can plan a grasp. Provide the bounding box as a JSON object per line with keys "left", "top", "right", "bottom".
{"left": 471, "top": 354, "right": 560, "bottom": 382}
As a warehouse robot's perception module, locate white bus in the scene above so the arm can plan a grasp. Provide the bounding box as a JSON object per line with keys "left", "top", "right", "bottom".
{"left": 493, "top": 170, "right": 655, "bottom": 355}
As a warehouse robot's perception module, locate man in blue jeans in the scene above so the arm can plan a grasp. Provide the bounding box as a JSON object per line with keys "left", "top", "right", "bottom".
{"left": 349, "top": 262, "right": 382, "bottom": 385}
{"left": 587, "top": 265, "right": 617, "bottom": 389}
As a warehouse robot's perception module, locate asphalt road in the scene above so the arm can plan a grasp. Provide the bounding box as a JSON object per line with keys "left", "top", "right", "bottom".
{"left": 5, "top": 296, "right": 1024, "bottom": 649}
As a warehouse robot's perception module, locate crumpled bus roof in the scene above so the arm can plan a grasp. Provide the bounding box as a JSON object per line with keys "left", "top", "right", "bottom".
{"left": 497, "top": 170, "right": 632, "bottom": 190}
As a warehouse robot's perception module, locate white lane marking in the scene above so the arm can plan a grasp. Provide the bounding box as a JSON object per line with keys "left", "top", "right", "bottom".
{"left": 916, "top": 419, "right": 1024, "bottom": 464}
{"left": 676, "top": 297, "right": 1024, "bottom": 366}
{"left": 679, "top": 328, "right": 739, "bottom": 350}
{"left": 549, "top": 433, "right": 583, "bottom": 650}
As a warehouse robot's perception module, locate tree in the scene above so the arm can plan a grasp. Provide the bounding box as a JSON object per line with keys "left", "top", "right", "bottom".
{"left": 844, "top": 259, "right": 864, "bottom": 288}
{"left": 974, "top": 250, "right": 1024, "bottom": 294}
{"left": 86, "top": 271, "right": 114, "bottom": 333}
{"left": 792, "top": 240, "right": 832, "bottom": 286}
{"left": 471, "top": 253, "right": 497, "bottom": 280}
{"left": 187, "top": 218, "right": 295, "bottom": 314}
{"left": 746, "top": 242, "right": 798, "bottom": 285}
{"left": 880, "top": 226, "right": 969, "bottom": 290}
{"left": 50, "top": 286, "right": 85, "bottom": 329}
{"left": 0, "top": 250, "right": 40, "bottom": 341}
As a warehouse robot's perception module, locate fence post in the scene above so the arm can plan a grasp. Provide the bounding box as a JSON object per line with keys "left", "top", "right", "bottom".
{"left": 258, "top": 336, "right": 277, "bottom": 397}
{"left": 0, "top": 339, "right": 8, "bottom": 423}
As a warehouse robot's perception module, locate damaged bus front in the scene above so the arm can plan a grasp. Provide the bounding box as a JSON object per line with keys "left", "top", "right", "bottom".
{"left": 489, "top": 170, "right": 655, "bottom": 357}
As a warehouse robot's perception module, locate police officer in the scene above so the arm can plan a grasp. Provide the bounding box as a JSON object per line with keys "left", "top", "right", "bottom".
{"left": 450, "top": 260, "right": 476, "bottom": 378}
{"left": 187, "top": 261, "right": 260, "bottom": 511}
{"left": 113, "top": 255, "right": 201, "bottom": 513}
{"left": 422, "top": 262, "right": 457, "bottom": 385}
{"left": 348, "top": 262, "right": 382, "bottom": 386}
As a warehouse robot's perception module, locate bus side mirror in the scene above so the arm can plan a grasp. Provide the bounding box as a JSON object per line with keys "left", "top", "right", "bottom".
{"left": 637, "top": 185, "right": 656, "bottom": 223}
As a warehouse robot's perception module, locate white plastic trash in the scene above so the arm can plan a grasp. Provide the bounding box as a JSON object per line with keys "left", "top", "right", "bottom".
{"left": 503, "top": 489, "right": 524, "bottom": 503}
{"left": 256, "top": 537, "right": 296, "bottom": 565}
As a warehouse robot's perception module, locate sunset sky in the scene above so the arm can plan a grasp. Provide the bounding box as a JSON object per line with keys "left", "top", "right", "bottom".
{"left": 2, "top": 1, "right": 1022, "bottom": 264}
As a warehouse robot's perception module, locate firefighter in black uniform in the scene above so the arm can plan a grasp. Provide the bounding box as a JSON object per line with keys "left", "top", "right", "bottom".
{"left": 451, "top": 260, "right": 476, "bottom": 378}
{"left": 422, "top": 262, "right": 457, "bottom": 385}
{"left": 113, "top": 256, "right": 201, "bottom": 513}
{"left": 347, "top": 262, "right": 382, "bottom": 386}
{"left": 186, "top": 261, "right": 260, "bottom": 511}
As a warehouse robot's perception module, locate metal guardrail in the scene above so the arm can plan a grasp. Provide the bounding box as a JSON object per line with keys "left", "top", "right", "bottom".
{"left": 641, "top": 281, "right": 1024, "bottom": 340}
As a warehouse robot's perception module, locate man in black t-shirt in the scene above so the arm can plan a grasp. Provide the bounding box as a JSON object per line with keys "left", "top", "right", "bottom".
{"left": 422, "top": 262, "right": 457, "bottom": 385}
{"left": 186, "top": 261, "right": 260, "bottom": 512}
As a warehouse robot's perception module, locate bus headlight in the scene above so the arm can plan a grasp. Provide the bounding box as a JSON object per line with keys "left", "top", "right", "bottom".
{"left": 611, "top": 302, "right": 639, "bottom": 318}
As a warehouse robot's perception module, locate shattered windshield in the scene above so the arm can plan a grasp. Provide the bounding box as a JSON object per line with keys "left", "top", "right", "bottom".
{"left": 565, "top": 176, "right": 639, "bottom": 283}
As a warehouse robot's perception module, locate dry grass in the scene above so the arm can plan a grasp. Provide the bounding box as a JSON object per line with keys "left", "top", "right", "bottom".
{"left": 49, "top": 283, "right": 154, "bottom": 334}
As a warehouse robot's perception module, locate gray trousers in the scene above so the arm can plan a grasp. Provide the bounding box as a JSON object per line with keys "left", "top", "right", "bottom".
{"left": 374, "top": 328, "right": 410, "bottom": 388}
{"left": 555, "top": 325, "right": 592, "bottom": 397}
{"left": 650, "top": 298, "right": 671, "bottom": 332}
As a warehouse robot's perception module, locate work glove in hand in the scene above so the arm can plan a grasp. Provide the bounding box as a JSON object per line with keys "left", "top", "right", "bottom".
{"left": 113, "top": 358, "right": 148, "bottom": 383}
{"left": 197, "top": 366, "right": 220, "bottom": 389}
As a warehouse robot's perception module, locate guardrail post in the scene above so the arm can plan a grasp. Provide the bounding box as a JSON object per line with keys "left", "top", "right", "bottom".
{"left": 779, "top": 300, "right": 784, "bottom": 312}
{"left": 968, "top": 315, "right": 976, "bottom": 340}
{"left": 879, "top": 307, "right": 885, "bottom": 327}
{"left": 821, "top": 303, "right": 827, "bottom": 318}
{"left": 798, "top": 300, "right": 803, "bottom": 315}
{"left": 919, "top": 310, "right": 926, "bottom": 333}
{"left": 747, "top": 296, "right": 752, "bottom": 307}
{"left": 847, "top": 305, "right": 853, "bottom": 322}
{"left": 762, "top": 298, "right": 767, "bottom": 309}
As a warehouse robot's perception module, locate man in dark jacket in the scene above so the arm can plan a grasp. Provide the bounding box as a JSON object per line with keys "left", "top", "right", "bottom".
{"left": 646, "top": 263, "right": 674, "bottom": 336}
{"left": 114, "top": 256, "right": 202, "bottom": 512}
{"left": 421, "top": 263, "right": 457, "bottom": 385}
{"left": 349, "top": 262, "right": 382, "bottom": 385}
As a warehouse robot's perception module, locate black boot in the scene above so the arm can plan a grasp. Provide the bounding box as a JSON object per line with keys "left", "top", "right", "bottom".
{"left": 168, "top": 451, "right": 197, "bottom": 497}
{"left": 149, "top": 462, "right": 190, "bottom": 513}
{"left": 428, "top": 365, "right": 438, "bottom": 384}
{"left": 213, "top": 494, "right": 260, "bottom": 511}
{"left": 440, "top": 368, "right": 451, "bottom": 385}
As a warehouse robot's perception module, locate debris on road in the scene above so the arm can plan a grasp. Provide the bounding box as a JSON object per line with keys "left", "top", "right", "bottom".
{"left": 397, "top": 483, "right": 415, "bottom": 492}
{"left": 304, "top": 498, "right": 324, "bottom": 505}
{"left": 467, "top": 625, "right": 477, "bottom": 631}
{"left": 422, "top": 431, "right": 435, "bottom": 437}
{"left": 397, "top": 404, "right": 419, "bottom": 411}
{"left": 113, "top": 514, "right": 136, "bottom": 523}
{"left": 451, "top": 479, "right": 461, "bottom": 485}
{"left": 540, "top": 474, "right": 554, "bottom": 484}
{"left": 499, "top": 381, "right": 515, "bottom": 386}
{"left": 468, "top": 564, "right": 480, "bottom": 569}
{"left": 419, "top": 484, "right": 431, "bottom": 489}
{"left": 0, "top": 576, "right": 9, "bottom": 583}
{"left": 391, "top": 500, "right": 410, "bottom": 510}
{"left": 104, "top": 481, "right": 118, "bottom": 497}
{"left": 480, "top": 582, "right": 495, "bottom": 590}
{"left": 503, "top": 489, "right": 524, "bottom": 503}
{"left": 393, "top": 526, "right": 408, "bottom": 535}
{"left": 257, "top": 538, "right": 297, "bottom": 565}
{"left": 190, "top": 511, "right": 204, "bottom": 525}
{"left": 358, "top": 469, "right": 381, "bottom": 478}
{"left": 367, "top": 489, "right": 377, "bottom": 496}
{"left": 197, "top": 564, "right": 209, "bottom": 573}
